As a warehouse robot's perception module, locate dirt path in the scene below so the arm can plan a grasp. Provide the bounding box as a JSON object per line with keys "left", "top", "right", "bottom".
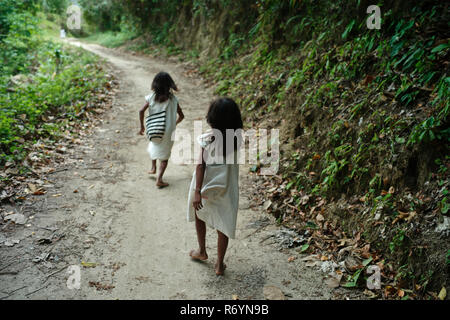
{"left": 0, "top": 41, "right": 361, "bottom": 300}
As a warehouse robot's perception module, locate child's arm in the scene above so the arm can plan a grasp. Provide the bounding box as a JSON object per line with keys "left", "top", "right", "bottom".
{"left": 176, "top": 103, "right": 184, "bottom": 125}
{"left": 138, "top": 102, "right": 149, "bottom": 135}
{"left": 193, "top": 148, "right": 206, "bottom": 211}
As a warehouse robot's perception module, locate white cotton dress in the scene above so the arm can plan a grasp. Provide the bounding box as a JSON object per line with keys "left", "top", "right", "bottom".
{"left": 187, "top": 132, "right": 240, "bottom": 239}
{"left": 145, "top": 93, "right": 178, "bottom": 160}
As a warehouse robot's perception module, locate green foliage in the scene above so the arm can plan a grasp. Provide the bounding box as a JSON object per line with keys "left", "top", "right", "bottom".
{"left": 300, "top": 243, "right": 309, "bottom": 253}
{"left": 41, "top": 0, "right": 69, "bottom": 14}
{"left": 440, "top": 188, "right": 449, "bottom": 215}
{"left": 320, "top": 145, "right": 352, "bottom": 193}
{"left": 151, "top": 21, "right": 172, "bottom": 45}
{"left": 0, "top": 0, "right": 39, "bottom": 36}
{"left": 220, "top": 33, "right": 245, "bottom": 60}
{"left": 342, "top": 19, "right": 356, "bottom": 40}
{"left": 78, "top": 0, "right": 123, "bottom": 32}
{"left": 0, "top": 10, "right": 40, "bottom": 75}
{"left": 0, "top": 4, "right": 108, "bottom": 166}
{"left": 342, "top": 257, "right": 373, "bottom": 288}
{"left": 0, "top": 43, "right": 107, "bottom": 165}
{"left": 85, "top": 30, "right": 138, "bottom": 48}
{"left": 408, "top": 116, "right": 449, "bottom": 145}
{"left": 389, "top": 229, "right": 406, "bottom": 254}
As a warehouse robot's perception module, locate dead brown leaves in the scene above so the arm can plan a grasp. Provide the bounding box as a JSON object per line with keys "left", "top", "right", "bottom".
{"left": 247, "top": 170, "right": 450, "bottom": 299}
{"left": 247, "top": 174, "right": 388, "bottom": 291}
{"left": 88, "top": 281, "right": 115, "bottom": 291}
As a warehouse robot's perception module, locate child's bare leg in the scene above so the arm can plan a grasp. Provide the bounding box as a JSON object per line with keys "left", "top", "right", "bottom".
{"left": 215, "top": 230, "right": 228, "bottom": 275}
{"left": 149, "top": 160, "right": 157, "bottom": 174}
{"left": 190, "top": 213, "right": 208, "bottom": 260}
{"left": 156, "top": 160, "right": 169, "bottom": 188}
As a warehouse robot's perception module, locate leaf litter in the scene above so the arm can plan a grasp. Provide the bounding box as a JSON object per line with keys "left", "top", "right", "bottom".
{"left": 245, "top": 172, "right": 421, "bottom": 298}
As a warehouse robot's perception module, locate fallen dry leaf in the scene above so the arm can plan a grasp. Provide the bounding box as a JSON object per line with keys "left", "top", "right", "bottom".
{"left": 81, "top": 261, "right": 97, "bottom": 268}
{"left": 316, "top": 213, "right": 325, "bottom": 222}
{"left": 263, "top": 286, "right": 285, "bottom": 300}
{"left": 33, "top": 189, "right": 46, "bottom": 195}
{"left": 4, "top": 213, "right": 27, "bottom": 225}
{"left": 89, "top": 281, "right": 114, "bottom": 291}
{"left": 384, "top": 285, "right": 396, "bottom": 297}
{"left": 301, "top": 195, "right": 310, "bottom": 205}
{"left": 438, "top": 287, "right": 446, "bottom": 300}
{"left": 405, "top": 211, "right": 416, "bottom": 222}
{"left": 263, "top": 200, "right": 272, "bottom": 211}
{"left": 324, "top": 274, "right": 342, "bottom": 289}
{"left": 28, "top": 183, "right": 37, "bottom": 193}
{"left": 392, "top": 211, "right": 414, "bottom": 225}
{"left": 305, "top": 261, "right": 319, "bottom": 267}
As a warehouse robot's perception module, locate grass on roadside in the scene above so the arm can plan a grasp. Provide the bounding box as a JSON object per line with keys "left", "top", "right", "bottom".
{"left": 37, "top": 12, "right": 62, "bottom": 40}
{"left": 83, "top": 31, "right": 139, "bottom": 48}
{"left": 0, "top": 41, "right": 111, "bottom": 170}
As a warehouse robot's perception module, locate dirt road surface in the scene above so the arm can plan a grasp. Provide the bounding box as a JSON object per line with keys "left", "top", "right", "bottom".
{"left": 0, "top": 41, "right": 362, "bottom": 300}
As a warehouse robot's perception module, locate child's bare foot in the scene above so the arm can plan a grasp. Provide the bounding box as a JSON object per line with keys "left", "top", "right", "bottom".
{"left": 189, "top": 249, "right": 208, "bottom": 261}
{"left": 148, "top": 168, "right": 156, "bottom": 174}
{"left": 215, "top": 262, "right": 226, "bottom": 276}
{"left": 156, "top": 181, "right": 169, "bottom": 188}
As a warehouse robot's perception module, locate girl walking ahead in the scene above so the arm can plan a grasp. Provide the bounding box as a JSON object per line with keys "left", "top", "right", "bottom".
{"left": 139, "top": 72, "right": 184, "bottom": 188}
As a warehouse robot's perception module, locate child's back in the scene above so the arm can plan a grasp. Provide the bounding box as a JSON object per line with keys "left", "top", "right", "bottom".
{"left": 187, "top": 130, "right": 240, "bottom": 239}
{"left": 138, "top": 71, "right": 184, "bottom": 188}
{"left": 145, "top": 92, "right": 178, "bottom": 160}
{"left": 187, "top": 97, "right": 243, "bottom": 275}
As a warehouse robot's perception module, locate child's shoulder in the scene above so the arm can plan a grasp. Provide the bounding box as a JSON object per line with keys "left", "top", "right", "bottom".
{"left": 145, "top": 92, "right": 155, "bottom": 103}
{"left": 146, "top": 93, "right": 178, "bottom": 104}
{"left": 197, "top": 130, "right": 215, "bottom": 148}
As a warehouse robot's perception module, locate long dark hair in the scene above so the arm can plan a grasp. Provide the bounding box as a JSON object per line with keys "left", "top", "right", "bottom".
{"left": 151, "top": 71, "right": 178, "bottom": 103}
{"left": 206, "top": 98, "right": 243, "bottom": 159}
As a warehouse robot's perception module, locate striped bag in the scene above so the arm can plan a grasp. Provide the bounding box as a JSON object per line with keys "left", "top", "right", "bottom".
{"left": 145, "top": 108, "right": 166, "bottom": 143}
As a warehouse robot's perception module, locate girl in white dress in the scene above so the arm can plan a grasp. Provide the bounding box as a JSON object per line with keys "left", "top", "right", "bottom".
{"left": 139, "top": 72, "right": 184, "bottom": 188}
{"left": 187, "top": 98, "right": 243, "bottom": 275}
